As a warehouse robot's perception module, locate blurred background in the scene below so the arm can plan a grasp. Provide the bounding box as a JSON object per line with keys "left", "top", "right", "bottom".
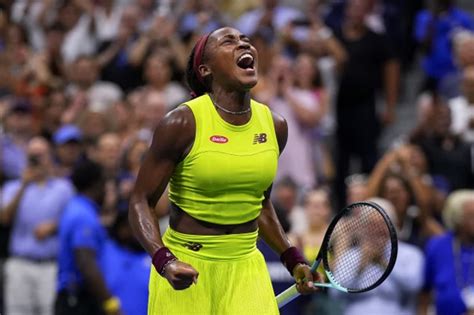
{"left": 0, "top": 0, "right": 474, "bottom": 314}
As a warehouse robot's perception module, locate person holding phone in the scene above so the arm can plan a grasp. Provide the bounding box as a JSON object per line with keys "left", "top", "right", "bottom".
{"left": 0, "top": 137, "right": 74, "bottom": 315}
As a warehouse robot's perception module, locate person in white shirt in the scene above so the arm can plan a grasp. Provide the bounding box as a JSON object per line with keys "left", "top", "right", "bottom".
{"left": 449, "top": 65, "right": 474, "bottom": 143}
{"left": 331, "top": 197, "right": 425, "bottom": 315}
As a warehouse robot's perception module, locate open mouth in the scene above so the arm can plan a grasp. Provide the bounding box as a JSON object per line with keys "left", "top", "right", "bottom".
{"left": 236, "top": 53, "right": 255, "bottom": 70}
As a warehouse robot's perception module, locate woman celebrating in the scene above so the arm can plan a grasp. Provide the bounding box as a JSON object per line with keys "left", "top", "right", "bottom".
{"left": 129, "top": 27, "right": 319, "bottom": 314}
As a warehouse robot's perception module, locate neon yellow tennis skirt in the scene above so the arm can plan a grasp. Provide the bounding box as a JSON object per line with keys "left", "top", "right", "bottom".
{"left": 148, "top": 228, "right": 279, "bottom": 315}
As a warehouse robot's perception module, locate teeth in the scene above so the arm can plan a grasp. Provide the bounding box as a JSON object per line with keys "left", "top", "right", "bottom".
{"left": 238, "top": 53, "right": 253, "bottom": 63}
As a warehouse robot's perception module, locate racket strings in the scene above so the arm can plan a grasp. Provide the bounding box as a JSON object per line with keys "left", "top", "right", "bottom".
{"left": 325, "top": 204, "right": 393, "bottom": 291}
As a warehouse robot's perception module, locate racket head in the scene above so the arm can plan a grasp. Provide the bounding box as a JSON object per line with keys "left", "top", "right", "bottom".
{"left": 319, "top": 201, "right": 398, "bottom": 293}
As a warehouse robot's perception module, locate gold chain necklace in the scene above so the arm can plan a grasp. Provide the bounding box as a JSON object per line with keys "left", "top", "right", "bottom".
{"left": 209, "top": 94, "right": 251, "bottom": 115}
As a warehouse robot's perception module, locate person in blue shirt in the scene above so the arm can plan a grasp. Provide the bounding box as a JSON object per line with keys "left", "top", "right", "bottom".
{"left": 415, "top": 0, "right": 474, "bottom": 92}
{"left": 103, "top": 211, "right": 150, "bottom": 315}
{"left": 0, "top": 136, "right": 74, "bottom": 315}
{"left": 420, "top": 190, "right": 474, "bottom": 315}
{"left": 56, "top": 160, "right": 122, "bottom": 315}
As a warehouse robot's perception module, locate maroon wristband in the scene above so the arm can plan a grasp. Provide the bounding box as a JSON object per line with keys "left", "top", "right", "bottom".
{"left": 280, "top": 246, "right": 308, "bottom": 276}
{"left": 152, "top": 247, "right": 177, "bottom": 276}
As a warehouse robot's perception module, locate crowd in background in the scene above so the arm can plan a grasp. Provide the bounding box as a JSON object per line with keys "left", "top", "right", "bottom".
{"left": 0, "top": 0, "right": 474, "bottom": 314}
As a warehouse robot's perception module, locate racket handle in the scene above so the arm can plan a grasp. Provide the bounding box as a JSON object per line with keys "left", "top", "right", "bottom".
{"left": 276, "top": 284, "right": 299, "bottom": 309}
{"left": 276, "top": 259, "right": 322, "bottom": 309}
{"left": 310, "top": 258, "right": 321, "bottom": 273}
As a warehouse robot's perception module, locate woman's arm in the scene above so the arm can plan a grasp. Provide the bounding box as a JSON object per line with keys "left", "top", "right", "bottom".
{"left": 258, "top": 111, "right": 290, "bottom": 253}
{"left": 129, "top": 106, "right": 198, "bottom": 289}
{"left": 258, "top": 189, "right": 292, "bottom": 255}
{"left": 258, "top": 112, "right": 319, "bottom": 294}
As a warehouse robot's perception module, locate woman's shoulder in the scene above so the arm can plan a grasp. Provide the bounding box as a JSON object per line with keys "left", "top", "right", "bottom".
{"left": 150, "top": 105, "right": 195, "bottom": 155}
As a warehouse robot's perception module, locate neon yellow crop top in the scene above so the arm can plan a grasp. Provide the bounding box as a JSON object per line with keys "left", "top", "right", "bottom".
{"left": 168, "top": 94, "right": 279, "bottom": 225}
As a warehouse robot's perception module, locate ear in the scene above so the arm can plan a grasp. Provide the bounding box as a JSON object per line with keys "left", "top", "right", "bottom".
{"left": 198, "top": 64, "right": 211, "bottom": 79}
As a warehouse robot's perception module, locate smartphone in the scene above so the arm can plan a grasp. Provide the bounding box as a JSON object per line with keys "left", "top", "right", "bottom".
{"left": 28, "top": 155, "right": 41, "bottom": 167}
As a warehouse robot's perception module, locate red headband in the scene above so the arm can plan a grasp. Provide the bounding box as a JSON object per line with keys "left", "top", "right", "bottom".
{"left": 193, "top": 34, "right": 211, "bottom": 85}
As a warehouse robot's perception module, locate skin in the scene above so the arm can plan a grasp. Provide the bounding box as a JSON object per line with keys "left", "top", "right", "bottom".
{"left": 129, "top": 27, "right": 320, "bottom": 294}
{"left": 74, "top": 177, "right": 122, "bottom": 315}
{"left": 0, "top": 137, "right": 58, "bottom": 239}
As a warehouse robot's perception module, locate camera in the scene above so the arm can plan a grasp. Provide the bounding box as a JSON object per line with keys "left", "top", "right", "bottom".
{"left": 28, "top": 155, "right": 41, "bottom": 167}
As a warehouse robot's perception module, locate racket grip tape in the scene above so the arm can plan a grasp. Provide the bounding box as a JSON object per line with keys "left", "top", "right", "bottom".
{"left": 276, "top": 285, "right": 300, "bottom": 308}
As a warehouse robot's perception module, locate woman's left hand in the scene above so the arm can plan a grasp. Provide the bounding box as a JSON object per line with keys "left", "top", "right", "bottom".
{"left": 293, "top": 263, "right": 323, "bottom": 294}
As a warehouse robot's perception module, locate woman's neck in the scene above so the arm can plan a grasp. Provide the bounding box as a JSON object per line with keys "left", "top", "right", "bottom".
{"left": 211, "top": 89, "right": 251, "bottom": 112}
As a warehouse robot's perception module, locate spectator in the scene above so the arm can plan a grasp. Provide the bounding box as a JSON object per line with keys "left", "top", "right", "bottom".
{"left": 345, "top": 173, "right": 369, "bottom": 205}
{"left": 449, "top": 65, "right": 474, "bottom": 143}
{"left": 52, "top": 124, "right": 84, "bottom": 178}
{"left": 179, "top": 0, "right": 224, "bottom": 37}
{"left": 102, "top": 211, "right": 149, "bottom": 315}
{"left": 235, "top": 0, "right": 303, "bottom": 42}
{"left": 136, "top": 89, "right": 174, "bottom": 128}
{"left": 105, "top": 100, "right": 137, "bottom": 147}
{"left": 94, "top": 132, "right": 122, "bottom": 179}
{"left": 58, "top": 1, "right": 96, "bottom": 64}
{"left": 20, "top": 23, "right": 67, "bottom": 95}
{"left": 291, "top": 189, "right": 332, "bottom": 262}
{"left": 1, "top": 100, "right": 34, "bottom": 180}
{"left": 412, "top": 101, "right": 474, "bottom": 192}
{"left": 270, "top": 176, "right": 300, "bottom": 234}
{"left": 0, "top": 23, "right": 31, "bottom": 95}
{"left": 56, "top": 159, "right": 121, "bottom": 315}
{"left": 255, "top": 55, "right": 321, "bottom": 190}
{"left": 133, "top": 0, "right": 156, "bottom": 32}
{"left": 127, "top": 14, "right": 187, "bottom": 72}
{"left": 439, "top": 30, "right": 474, "bottom": 98}
{"left": 97, "top": 4, "right": 143, "bottom": 92}
{"left": 139, "top": 53, "right": 188, "bottom": 109}
{"left": 10, "top": 0, "right": 51, "bottom": 51}
{"left": 66, "top": 56, "right": 123, "bottom": 113}
{"left": 420, "top": 190, "right": 474, "bottom": 315}
{"left": 93, "top": 0, "right": 124, "bottom": 45}
{"left": 333, "top": 0, "right": 400, "bottom": 208}
{"left": 40, "top": 88, "right": 68, "bottom": 140}
{"left": 76, "top": 110, "right": 112, "bottom": 145}
{"left": 367, "top": 144, "right": 444, "bottom": 246}
{"left": 291, "top": 188, "right": 340, "bottom": 315}
{"left": 121, "top": 135, "right": 150, "bottom": 178}
{"left": 1, "top": 136, "right": 74, "bottom": 315}
{"left": 115, "top": 134, "right": 152, "bottom": 213}
{"left": 415, "top": 0, "right": 474, "bottom": 92}
{"left": 92, "top": 132, "right": 123, "bottom": 224}
{"left": 333, "top": 197, "right": 424, "bottom": 315}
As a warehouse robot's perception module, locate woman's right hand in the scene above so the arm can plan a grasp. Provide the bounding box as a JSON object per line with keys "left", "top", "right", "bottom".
{"left": 163, "top": 260, "right": 199, "bottom": 290}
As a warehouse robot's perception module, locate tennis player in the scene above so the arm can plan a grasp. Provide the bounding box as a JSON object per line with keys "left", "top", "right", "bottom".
{"left": 129, "top": 27, "right": 320, "bottom": 314}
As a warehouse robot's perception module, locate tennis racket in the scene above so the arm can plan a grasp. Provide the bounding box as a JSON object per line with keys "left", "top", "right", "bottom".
{"left": 276, "top": 201, "right": 398, "bottom": 309}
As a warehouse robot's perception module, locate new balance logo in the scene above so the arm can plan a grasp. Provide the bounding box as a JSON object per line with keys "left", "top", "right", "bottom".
{"left": 253, "top": 133, "right": 267, "bottom": 144}
{"left": 184, "top": 242, "right": 203, "bottom": 251}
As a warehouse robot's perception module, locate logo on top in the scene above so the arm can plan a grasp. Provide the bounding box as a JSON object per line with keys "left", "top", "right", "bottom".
{"left": 210, "top": 135, "right": 228, "bottom": 143}
{"left": 253, "top": 133, "right": 267, "bottom": 144}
